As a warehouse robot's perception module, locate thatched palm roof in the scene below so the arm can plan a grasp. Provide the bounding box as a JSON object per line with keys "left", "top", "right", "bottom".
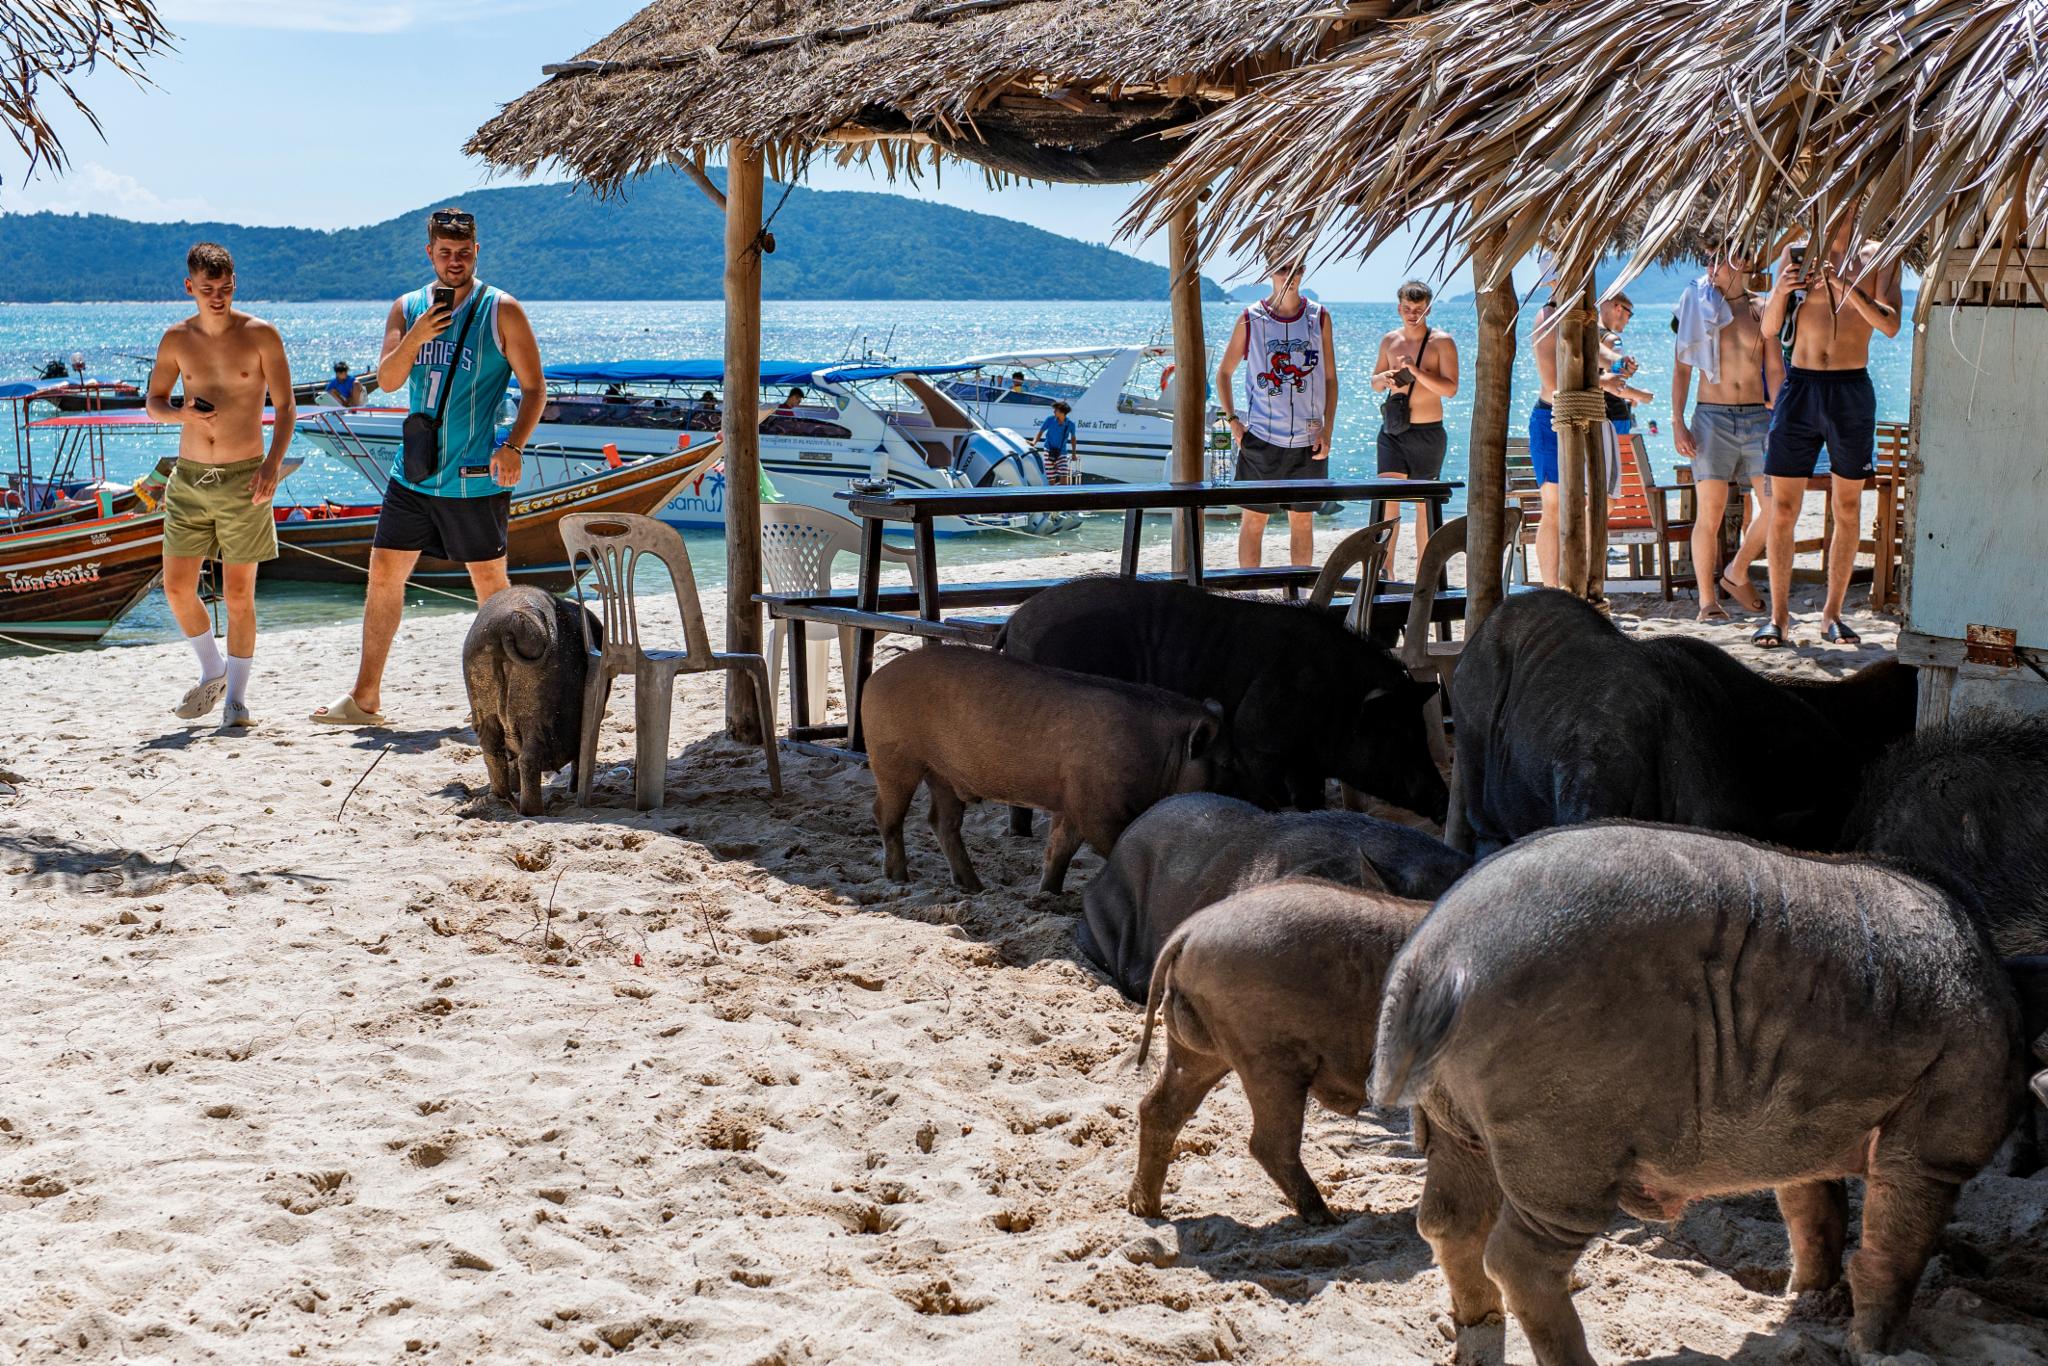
{"left": 3, "top": 0, "right": 169, "bottom": 175}
{"left": 1135, "top": 0, "right": 2047, "bottom": 297}
{"left": 469, "top": 0, "right": 1412, "bottom": 188}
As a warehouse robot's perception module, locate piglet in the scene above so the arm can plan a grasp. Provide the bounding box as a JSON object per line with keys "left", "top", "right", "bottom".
{"left": 1128, "top": 878, "right": 1429, "bottom": 1224}
{"left": 462, "top": 585, "right": 604, "bottom": 816}
{"left": 861, "top": 645, "right": 1222, "bottom": 894}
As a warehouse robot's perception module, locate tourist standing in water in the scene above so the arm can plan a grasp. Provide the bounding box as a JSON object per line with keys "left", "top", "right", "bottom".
{"left": 144, "top": 242, "right": 295, "bottom": 728}
{"left": 314, "top": 207, "right": 545, "bottom": 727}
{"left": 1215, "top": 259, "right": 1338, "bottom": 569}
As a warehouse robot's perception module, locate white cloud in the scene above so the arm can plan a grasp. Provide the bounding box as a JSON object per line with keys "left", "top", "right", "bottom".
{"left": 160, "top": 1, "right": 537, "bottom": 35}
{"left": 0, "top": 163, "right": 218, "bottom": 222}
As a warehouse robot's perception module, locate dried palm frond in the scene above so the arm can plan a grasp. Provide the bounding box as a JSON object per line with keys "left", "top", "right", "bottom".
{"left": 1132, "top": 0, "right": 2046, "bottom": 299}
{"left": 466, "top": 0, "right": 1394, "bottom": 189}
{"left": 2, "top": 0, "right": 171, "bottom": 176}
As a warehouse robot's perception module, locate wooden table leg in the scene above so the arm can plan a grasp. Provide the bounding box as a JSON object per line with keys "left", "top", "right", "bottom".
{"left": 1120, "top": 508, "right": 1143, "bottom": 576}
{"left": 1183, "top": 508, "right": 1205, "bottom": 588}
{"left": 788, "top": 617, "right": 810, "bottom": 731}
{"left": 914, "top": 515, "right": 941, "bottom": 645}
{"left": 849, "top": 518, "right": 884, "bottom": 752}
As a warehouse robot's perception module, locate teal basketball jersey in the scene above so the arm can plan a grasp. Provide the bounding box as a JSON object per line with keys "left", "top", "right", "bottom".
{"left": 393, "top": 282, "right": 513, "bottom": 499}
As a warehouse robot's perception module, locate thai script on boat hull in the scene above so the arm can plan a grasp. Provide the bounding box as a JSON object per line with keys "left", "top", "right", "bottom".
{"left": 7, "top": 561, "right": 103, "bottom": 593}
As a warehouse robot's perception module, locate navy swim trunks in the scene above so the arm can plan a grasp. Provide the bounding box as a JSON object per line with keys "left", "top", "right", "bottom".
{"left": 1766, "top": 367, "right": 1876, "bottom": 482}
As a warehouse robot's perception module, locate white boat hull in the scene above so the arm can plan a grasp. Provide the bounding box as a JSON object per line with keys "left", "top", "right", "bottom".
{"left": 301, "top": 423, "right": 1063, "bottom": 538}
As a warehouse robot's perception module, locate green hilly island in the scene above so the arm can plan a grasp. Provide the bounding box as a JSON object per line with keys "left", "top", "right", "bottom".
{"left": 0, "top": 170, "right": 1222, "bottom": 303}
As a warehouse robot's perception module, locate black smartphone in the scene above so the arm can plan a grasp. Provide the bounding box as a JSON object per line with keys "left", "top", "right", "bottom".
{"left": 190, "top": 396, "right": 214, "bottom": 413}
{"left": 431, "top": 285, "right": 456, "bottom": 314}
{"left": 1788, "top": 246, "right": 1806, "bottom": 268}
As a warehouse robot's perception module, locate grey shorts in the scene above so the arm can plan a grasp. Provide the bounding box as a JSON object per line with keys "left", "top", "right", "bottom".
{"left": 1691, "top": 403, "right": 1769, "bottom": 486}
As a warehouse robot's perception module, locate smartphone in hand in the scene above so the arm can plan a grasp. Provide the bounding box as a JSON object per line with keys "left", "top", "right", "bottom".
{"left": 431, "top": 285, "right": 456, "bottom": 314}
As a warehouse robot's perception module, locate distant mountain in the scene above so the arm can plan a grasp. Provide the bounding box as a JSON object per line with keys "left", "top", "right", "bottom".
{"left": 0, "top": 171, "right": 1227, "bottom": 303}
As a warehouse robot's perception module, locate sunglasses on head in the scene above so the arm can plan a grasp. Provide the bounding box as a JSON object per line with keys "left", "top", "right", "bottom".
{"left": 431, "top": 210, "right": 476, "bottom": 235}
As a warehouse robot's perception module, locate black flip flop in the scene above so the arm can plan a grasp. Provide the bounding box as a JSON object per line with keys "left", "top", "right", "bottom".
{"left": 1751, "top": 622, "right": 1785, "bottom": 649}
{"left": 1823, "top": 621, "right": 1862, "bottom": 645}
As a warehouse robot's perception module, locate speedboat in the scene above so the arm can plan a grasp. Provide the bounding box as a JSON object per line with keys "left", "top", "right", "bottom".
{"left": 942, "top": 346, "right": 1226, "bottom": 485}
{"left": 298, "top": 360, "right": 1080, "bottom": 537}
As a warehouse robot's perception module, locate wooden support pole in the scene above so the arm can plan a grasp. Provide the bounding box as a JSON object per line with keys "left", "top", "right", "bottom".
{"left": 1466, "top": 235, "right": 1515, "bottom": 633}
{"left": 1167, "top": 200, "right": 1207, "bottom": 572}
{"left": 722, "top": 142, "right": 766, "bottom": 743}
{"left": 1583, "top": 300, "right": 1609, "bottom": 601}
{"left": 1555, "top": 282, "right": 1593, "bottom": 596}
{"left": 680, "top": 153, "right": 727, "bottom": 212}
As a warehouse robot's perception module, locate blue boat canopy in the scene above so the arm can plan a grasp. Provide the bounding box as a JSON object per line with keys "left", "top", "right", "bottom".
{"left": 536, "top": 360, "right": 979, "bottom": 389}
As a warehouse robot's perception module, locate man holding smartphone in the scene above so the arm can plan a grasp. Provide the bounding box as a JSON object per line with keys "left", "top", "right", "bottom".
{"left": 1756, "top": 212, "right": 1901, "bottom": 649}
{"left": 145, "top": 241, "right": 295, "bottom": 728}
{"left": 314, "top": 206, "right": 545, "bottom": 726}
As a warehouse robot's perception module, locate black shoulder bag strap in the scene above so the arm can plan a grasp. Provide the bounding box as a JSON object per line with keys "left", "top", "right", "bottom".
{"left": 401, "top": 286, "right": 485, "bottom": 485}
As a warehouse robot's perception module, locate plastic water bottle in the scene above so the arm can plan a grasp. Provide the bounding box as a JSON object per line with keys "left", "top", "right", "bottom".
{"left": 1208, "top": 418, "right": 1233, "bottom": 483}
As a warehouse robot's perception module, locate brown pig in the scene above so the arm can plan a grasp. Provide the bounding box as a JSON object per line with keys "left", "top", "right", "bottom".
{"left": 1127, "top": 878, "right": 1429, "bottom": 1224}
{"left": 862, "top": 645, "right": 1223, "bottom": 894}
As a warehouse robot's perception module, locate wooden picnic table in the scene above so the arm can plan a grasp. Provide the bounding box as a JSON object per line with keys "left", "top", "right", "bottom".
{"left": 769, "top": 477, "right": 1459, "bottom": 754}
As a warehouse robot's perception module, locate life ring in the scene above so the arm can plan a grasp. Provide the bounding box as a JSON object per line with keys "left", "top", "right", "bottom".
{"left": 1159, "top": 363, "right": 1175, "bottom": 394}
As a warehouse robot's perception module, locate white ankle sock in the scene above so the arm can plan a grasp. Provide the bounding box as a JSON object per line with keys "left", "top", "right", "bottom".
{"left": 188, "top": 630, "right": 224, "bottom": 685}
{"left": 225, "top": 654, "right": 252, "bottom": 708}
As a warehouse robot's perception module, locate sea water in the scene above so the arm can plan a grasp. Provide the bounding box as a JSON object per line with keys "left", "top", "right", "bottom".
{"left": 0, "top": 298, "right": 1917, "bottom": 655}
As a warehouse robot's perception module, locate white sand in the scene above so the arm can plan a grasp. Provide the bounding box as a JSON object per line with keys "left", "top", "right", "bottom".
{"left": 3, "top": 516, "right": 2043, "bottom": 1365}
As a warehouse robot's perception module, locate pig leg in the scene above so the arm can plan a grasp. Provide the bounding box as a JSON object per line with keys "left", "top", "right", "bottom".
{"left": 1415, "top": 1116, "right": 1505, "bottom": 1325}
{"left": 1039, "top": 814, "right": 1084, "bottom": 894}
{"left": 516, "top": 749, "right": 544, "bottom": 818}
{"left": 1847, "top": 1169, "right": 1958, "bottom": 1355}
{"left": 1126, "top": 1039, "right": 1229, "bottom": 1217}
{"left": 1483, "top": 1201, "right": 1600, "bottom": 1366}
{"left": 1775, "top": 1178, "right": 1848, "bottom": 1293}
{"left": 1008, "top": 805, "right": 1034, "bottom": 837}
{"left": 477, "top": 716, "right": 514, "bottom": 801}
{"left": 926, "top": 778, "right": 984, "bottom": 894}
{"left": 1241, "top": 1069, "right": 1334, "bottom": 1224}
{"left": 870, "top": 755, "right": 919, "bottom": 882}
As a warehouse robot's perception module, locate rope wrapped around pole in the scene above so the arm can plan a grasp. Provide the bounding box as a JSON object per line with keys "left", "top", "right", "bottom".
{"left": 1547, "top": 388, "right": 1608, "bottom": 433}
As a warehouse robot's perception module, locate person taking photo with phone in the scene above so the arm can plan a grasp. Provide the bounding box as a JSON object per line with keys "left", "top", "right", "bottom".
{"left": 1755, "top": 207, "right": 1902, "bottom": 650}
{"left": 144, "top": 241, "right": 295, "bottom": 728}
{"left": 314, "top": 206, "right": 545, "bottom": 727}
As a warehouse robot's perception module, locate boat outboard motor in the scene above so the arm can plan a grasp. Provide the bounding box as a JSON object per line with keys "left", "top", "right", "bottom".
{"left": 957, "top": 430, "right": 1046, "bottom": 489}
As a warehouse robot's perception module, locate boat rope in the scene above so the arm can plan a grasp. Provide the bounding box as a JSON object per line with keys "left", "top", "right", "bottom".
{"left": 0, "top": 629, "right": 66, "bottom": 654}
{"left": 277, "top": 540, "right": 480, "bottom": 604}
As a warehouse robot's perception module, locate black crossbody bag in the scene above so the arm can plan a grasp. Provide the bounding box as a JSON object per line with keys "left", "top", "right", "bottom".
{"left": 401, "top": 289, "right": 482, "bottom": 485}
{"left": 1381, "top": 329, "right": 1420, "bottom": 437}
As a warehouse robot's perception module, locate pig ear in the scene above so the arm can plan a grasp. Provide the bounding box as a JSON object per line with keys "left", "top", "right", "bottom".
{"left": 2033, "top": 1070, "right": 2048, "bottom": 1110}
{"left": 1187, "top": 706, "right": 1223, "bottom": 761}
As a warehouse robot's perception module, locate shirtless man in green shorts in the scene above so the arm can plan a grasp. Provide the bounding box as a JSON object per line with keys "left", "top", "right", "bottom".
{"left": 144, "top": 242, "right": 295, "bottom": 727}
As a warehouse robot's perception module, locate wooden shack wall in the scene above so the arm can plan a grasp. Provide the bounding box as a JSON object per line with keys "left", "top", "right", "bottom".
{"left": 1907, "top": 306, "right": 2048, "bottom": 649}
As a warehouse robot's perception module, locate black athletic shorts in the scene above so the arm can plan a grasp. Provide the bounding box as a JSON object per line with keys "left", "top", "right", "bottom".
{"left": 1766, "top": 367, "right": 1877, "bottom": 481}
{"left": 1235, "top": 430, "right": 1325, "bottom": 514}
{"left": 373, "top": 481, "right": 511, "bottom": 563}
{"left": 1377, "top": 420, "right": 1448, "bottom": 479}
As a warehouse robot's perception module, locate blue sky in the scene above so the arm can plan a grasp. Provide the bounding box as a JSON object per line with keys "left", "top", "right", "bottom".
{"left": 0, "top": 0, "right": 1454, "bottom": 301}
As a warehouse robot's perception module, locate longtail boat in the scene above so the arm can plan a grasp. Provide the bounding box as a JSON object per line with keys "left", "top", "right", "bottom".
{"left": 0, "top": 508, "right": 166, "bottom": 640}
{"left": 268, "top": 440, "right": 720, "bottom": 591}
{"left": 0, "top": 379, "right": 167, "bottom": 641}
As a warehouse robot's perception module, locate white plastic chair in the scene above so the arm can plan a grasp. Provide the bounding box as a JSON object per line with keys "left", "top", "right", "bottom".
{"left": 561, "top": 512, "right": 781, "bottom": 810}
{"left": 761, "top": 505, "right": 922, "bottom": 726}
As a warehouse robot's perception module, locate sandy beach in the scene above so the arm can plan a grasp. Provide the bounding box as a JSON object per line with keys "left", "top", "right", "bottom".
{"left": 4, "top": 522, "right": 2043, "bottom": 1366}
